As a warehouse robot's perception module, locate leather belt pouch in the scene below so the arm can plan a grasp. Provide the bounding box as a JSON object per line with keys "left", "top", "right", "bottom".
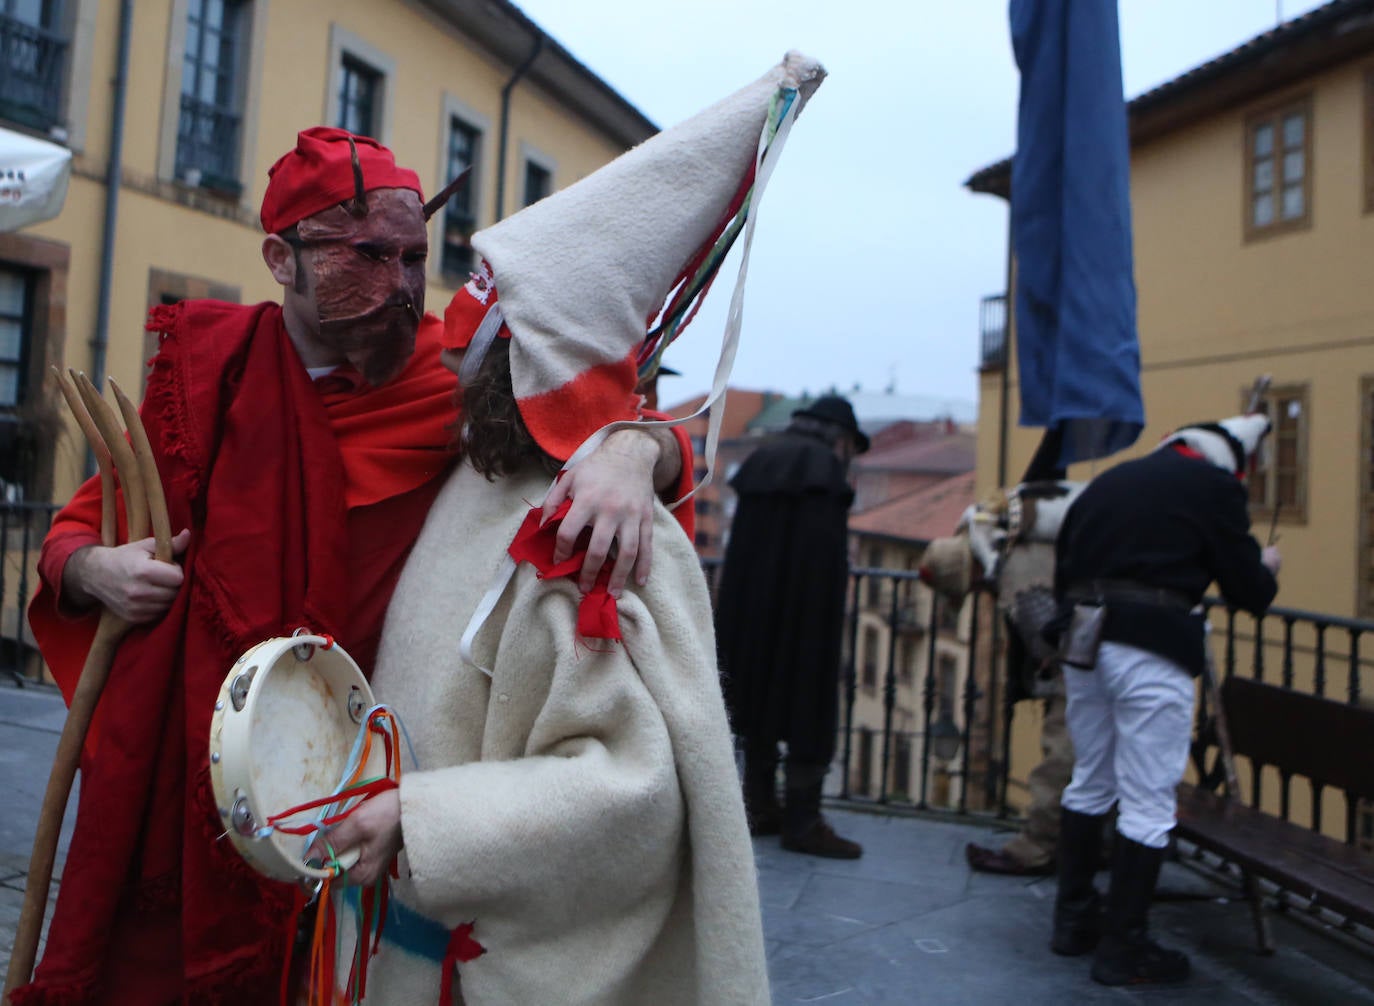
{"left": 1060, "top": 602, "right": 1106, "bottom": 669}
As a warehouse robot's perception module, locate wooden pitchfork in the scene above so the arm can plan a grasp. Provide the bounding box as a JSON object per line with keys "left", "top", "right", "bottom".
{"left": 2, "top": 370, "right": 173, "bottom": 1003}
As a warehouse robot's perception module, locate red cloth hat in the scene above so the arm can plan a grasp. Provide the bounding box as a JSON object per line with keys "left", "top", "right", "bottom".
{"left": 260, "top": 126, "right": 423, "bottom": 234}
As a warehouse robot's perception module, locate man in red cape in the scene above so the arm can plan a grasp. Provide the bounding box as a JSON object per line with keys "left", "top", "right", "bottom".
{"left": 16, "top": 126, "right": 691, "bottom": 1005}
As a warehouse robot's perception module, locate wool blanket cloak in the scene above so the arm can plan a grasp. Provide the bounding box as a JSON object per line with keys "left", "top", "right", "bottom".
{"left": 343, "top": 461, "right": 768, "bottom": 1005}
{"left": 19, "top": 300, "right": 458, "bottom": 1004}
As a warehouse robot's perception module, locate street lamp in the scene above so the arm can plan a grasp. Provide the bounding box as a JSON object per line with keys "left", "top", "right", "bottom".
{"left": 930, "top": 714, "right": 962, "bottom": 763}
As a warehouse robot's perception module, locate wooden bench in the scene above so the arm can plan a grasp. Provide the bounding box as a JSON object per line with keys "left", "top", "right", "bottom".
{"left": 1175, "top": 675, "right": 1374, "bottom": 953}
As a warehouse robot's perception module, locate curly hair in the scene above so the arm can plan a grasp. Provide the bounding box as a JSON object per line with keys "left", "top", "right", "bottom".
{"left": 460, "top": 337, "right": 561, "bottom": 481}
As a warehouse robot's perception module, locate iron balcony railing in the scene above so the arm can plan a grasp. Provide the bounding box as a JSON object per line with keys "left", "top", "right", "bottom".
{"left": 0, "top": 15, "right": 68, "bottom": 133}
{"left": 701, "top": 560, "right": 1015, "bottom": 820}
{"left": 703, "top": 558, "right": 1374, "bottom": 846}
{"left": 838, "top": 569, "right": 1012, "bottom": 816}
{"left": 980, "top": 293, "right": 1008, "bottom": 370}
{"left": 0, "top": 501, "right": 61, "bottom": 687}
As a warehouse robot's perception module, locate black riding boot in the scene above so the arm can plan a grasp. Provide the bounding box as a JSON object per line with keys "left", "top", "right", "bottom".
{"left": 1091, "top": 834, "right": 1190, "bottom": 986}
{"left": 781, "top": 763, "right": 862, "bottom": 859}
{"left": 743, "top": 745, "right": 782, "bottom": 836}
{"left": 1050, "top": 808, "right": 1106, "bottom": 956}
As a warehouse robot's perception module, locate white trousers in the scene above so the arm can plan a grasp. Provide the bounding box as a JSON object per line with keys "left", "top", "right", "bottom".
{"left": 1061, "top": 641, "right": 1195, "bottom": 848}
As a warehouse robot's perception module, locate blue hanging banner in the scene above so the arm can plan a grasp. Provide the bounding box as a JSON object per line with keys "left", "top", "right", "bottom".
{"left": 1010, "top": 0, "right": 1144, "bottom": 467}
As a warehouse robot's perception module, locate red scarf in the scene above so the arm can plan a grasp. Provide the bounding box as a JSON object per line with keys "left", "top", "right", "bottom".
{"left": 19, "top": 301, "right": 458, "bottom": 1004}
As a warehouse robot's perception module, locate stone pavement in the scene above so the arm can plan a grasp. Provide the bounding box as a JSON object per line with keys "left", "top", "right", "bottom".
{"left": 0, "top": 678, "right": 73, "bottom": 982}
{"left": 4, "top": 678, "right": 1374, "bottom": 1003}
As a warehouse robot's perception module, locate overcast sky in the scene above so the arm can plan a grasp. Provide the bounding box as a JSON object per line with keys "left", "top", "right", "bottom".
{"left": 512, "top": 0, "right": 1326, "bottom": 412}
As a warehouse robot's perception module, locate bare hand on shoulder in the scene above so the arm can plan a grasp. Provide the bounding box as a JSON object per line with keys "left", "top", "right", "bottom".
{"left": 1261, "top": 545, "right": 1281, "bottom": 576}
{"left": 543, "top": 429, "right": 662, "bottom": 596}
{"left": 64, "top": 529, "right": 192, "bottom": 623}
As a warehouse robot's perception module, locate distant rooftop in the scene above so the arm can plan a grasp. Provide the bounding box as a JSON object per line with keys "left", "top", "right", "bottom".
{"left": 750, "top": 391, "right": 977, "bottom": 434}
{"left": 857, "top": 431, "right": 977, "bottom": 477}
{"left": 665, "top": 388, "right": 786, "bottom": 440}
{"left": 850, "top": 470, "right": 977, "bottom": 545}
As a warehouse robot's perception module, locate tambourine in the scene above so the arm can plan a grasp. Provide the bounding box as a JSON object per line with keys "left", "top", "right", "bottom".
{"left": 209, "top": 634, "right": 384, "bottom": 883}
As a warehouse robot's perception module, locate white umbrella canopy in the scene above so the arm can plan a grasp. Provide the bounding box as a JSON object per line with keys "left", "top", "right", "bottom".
{"left": 0, "top": 125, "right": 71, "bottom": 232}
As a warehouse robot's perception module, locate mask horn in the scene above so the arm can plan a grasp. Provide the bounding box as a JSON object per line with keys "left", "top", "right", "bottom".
{"left": 423, "top": 167, "right": 473, "bottom": 221}
{"left": 346, "top": 137, "right": 368, "bottom": 217}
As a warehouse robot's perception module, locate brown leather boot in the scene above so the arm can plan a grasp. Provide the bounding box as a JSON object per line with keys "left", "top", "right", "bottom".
{"left": 781, "top": 769, "right": 862, "bottom": 859}
{"left": 781, "top": 816, "right": 863, "bottom": 859}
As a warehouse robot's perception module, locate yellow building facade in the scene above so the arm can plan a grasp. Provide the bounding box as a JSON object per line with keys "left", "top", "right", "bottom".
{"left": 1, "top": 0, "right": 654, "bottom": 507}
{"left": 967, "top": 5, "right": 1374, "bottom": 828}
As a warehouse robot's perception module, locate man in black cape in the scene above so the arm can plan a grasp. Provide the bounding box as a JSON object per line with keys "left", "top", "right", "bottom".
{"left": 716, "top": 394, "right": 868, "bottom": 859}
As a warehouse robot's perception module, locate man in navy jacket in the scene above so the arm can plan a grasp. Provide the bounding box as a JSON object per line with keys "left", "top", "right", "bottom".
{"left": 1048, "top": 415, "right": 1280, "bottom": 986}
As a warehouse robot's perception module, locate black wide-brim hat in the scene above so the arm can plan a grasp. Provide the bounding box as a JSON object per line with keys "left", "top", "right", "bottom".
{"left": 793, "top": 394, "right": 870, "bottom": 453}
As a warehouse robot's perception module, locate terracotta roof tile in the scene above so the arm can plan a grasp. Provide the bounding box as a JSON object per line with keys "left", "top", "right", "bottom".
{"left": 849, "top": 471, "right": 977, "bottom": 545}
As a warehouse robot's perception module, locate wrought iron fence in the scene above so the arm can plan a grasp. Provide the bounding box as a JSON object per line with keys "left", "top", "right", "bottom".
{"left": 0, "top": 501, "right": 60, "bottom": 686}
{"left": 703, "top": 556, "right": 1374, "bottom": 843}
{"left": 0, "top": 15, "right": 68, "bottom": 132}
{"left": 837, "top": 568, "right": 1009, "bottom": 817}
{"left": 701, "top": 559, "right": 1015, "bottom": 823}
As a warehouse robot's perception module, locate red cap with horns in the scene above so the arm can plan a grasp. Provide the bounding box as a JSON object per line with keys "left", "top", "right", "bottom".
{"left": 260, "top": 126, "right": 423, "bottom": 235}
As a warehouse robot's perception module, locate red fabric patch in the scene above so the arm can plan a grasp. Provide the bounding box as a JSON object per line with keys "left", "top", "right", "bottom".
{"left": 508, "top": 500, "right": 622, "bottom": 641}
{"left": 439, "top": 922, "right": 487, "bottom": 1006}
{"left": 319, "top": 314, "right": 461, "bottom": 509}
{"left": 516, "top": 354, "right": 641, "bottom": 463}
{"left": 1170, "top": 440, "right": 1243, "bottom": 479}
{"left": 441, "top": 263, "right": 509, "bottom": 351}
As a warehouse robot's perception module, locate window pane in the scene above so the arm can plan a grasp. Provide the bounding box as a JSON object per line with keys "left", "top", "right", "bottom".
{"left": 338, "top": 59, "right": 378, "bottom": 137}
{"left": 0, "top": 272, "right": 26, "bottom": 316}
{"left": 1282, "top": 150, "right": 1304, "bottom": 184}
{"left": 11, "top": 0, "right": 46, "bottom": 27}
{"left": 185, "top": 21, "right": 201, "bottom": 65}
{"left": 446, "top": 120, "right": 478, "bottom": 220}
{"left": 1253, "top": 122, "right": 1273, "bottom": 158}
{"left": 523, "top": 162, "right": 550, "bottom": 207}
{"left": 0, "top": 321, "right": 22, "bottom": 362}
{"left": 1282, "top": 112, "right": 1304, "bottom": 149}
{"left": 1253, "top": 158, "right": 1273, "bottom": 193}
{"left": 1282, "top": 184, "right": 1304, "bottom": 219}
{"left": 1253, "top": 193, "right": 1274, "bottom": 227}
{"left": 0, "top": 366, "right": 19, "bottom": 408}
{"left": 177, "top": 0, "right": 245, "bottom": 184}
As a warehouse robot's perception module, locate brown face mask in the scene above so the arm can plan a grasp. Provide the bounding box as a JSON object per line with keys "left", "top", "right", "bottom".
{"left": 295, "top": 188, "right": 428, "bottom": 386}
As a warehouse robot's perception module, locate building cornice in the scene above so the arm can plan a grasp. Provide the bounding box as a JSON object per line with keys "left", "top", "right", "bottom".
{"left": 415, "top": 0, "right": 658, "bottom": 149}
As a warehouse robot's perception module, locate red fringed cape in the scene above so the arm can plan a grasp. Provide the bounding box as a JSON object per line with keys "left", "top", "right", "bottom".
{"left": 18, "top": 300, "right": 459, "bottom": 1004}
